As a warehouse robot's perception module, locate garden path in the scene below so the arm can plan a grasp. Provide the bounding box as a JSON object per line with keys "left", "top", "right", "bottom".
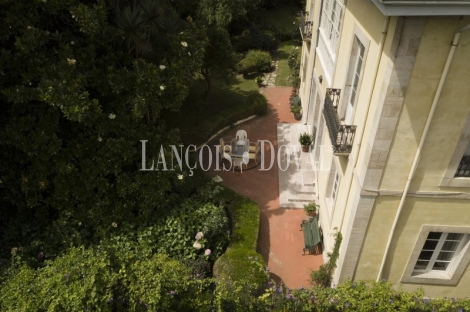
{"left": 204, "top": 86, "right": 324, "bottom": 288}
{"left": 262, "top": 56, "right": 278, "bottom": 87}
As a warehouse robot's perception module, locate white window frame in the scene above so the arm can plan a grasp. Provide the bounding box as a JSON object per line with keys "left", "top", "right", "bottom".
{"left": 325, "top": 159, "right": 340, "bottom": 225}
{"left": 413, "top": 232, "right": 468, "bottom": 274}
{"left": 339, "top": 25, "right": 370, "bottom": 123}
{"left": 440, "top": 113, "right": 470, "bottom": 188}
{"left": 320, "top": 0, "right": 343, "bottom": 55}
{"left": 316, "top": 0, "right": 344, "bottom": 85}
{"left": 331, "top": 171, "right": 340, "bottom": 202}
{"left": 402, "top": 225, "right": 470, "bottom": 286}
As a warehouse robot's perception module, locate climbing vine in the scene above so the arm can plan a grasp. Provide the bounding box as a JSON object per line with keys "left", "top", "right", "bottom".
{"left": 311, "top": 229, "right": 343, "bottom": 287}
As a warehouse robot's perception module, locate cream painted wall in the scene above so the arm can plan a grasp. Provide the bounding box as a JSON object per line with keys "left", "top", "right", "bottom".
{"left": 342, "top": 0, "right": 383, "bottom": 46}
{"left": 355, "top": 17, "right": 399, "bottom": 185}
{"left": 327, "top": 5, "right": 399, "bottom": 256}
{"left": 355, "top": 197, "right": 398, "bottom": 280}
{"left": 300, "top": 42, "right": 311, "bottom": 104}
{"left": 307, "top": 0, "right": 386, "bottom": 254}
{"left": 380, "top": 18, "right": 470, "bottom": 192}
{"left": 332, "top": 174, "right": 363, "bottom": 283}
{"left": 353, "top": 18, "right": 470, "bottom": 297}
{"left": 313, "top": 53, "right": 328, "bottom": 97}
{"left": 300, "top": 0, "right": 470, "bottom": 296}
{"left": 309, "top": 0, "right": 397, "bottom": 253}
{"left": 356, "top": 196, "right": 470, "bottom": 297}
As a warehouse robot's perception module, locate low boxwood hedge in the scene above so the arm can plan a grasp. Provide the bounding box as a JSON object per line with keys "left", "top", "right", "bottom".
{"left": 213, "top": 188, "right": 268, "bottom": 285}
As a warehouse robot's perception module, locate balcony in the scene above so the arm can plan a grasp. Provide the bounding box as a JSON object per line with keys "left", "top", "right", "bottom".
{"left": 299, "top": 12, "right": 313, "bottom": 41}
{"left": 455, "top": 156, "right": 470, "bottom": 177}
{"left": 323, "top": 89, "right": 357, "bottom": 155}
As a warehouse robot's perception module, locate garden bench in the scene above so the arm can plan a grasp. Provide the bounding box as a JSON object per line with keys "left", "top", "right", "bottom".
{"left": 300, "top": 216, "right": 322, "bottom": 255}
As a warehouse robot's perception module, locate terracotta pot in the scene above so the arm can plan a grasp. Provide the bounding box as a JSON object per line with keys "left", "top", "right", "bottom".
{"left": 302, "top": 145, "right": 311, "bottom": 152}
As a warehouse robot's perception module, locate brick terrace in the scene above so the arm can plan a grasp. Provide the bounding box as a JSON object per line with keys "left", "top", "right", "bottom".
{"left": 203, "top": 86, "right": 324, "bottom": 288}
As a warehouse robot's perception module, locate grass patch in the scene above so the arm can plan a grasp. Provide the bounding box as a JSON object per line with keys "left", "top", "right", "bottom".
{"left": 255, "top": 4, "right": 301, "bottom": 35}
{"left": 223, "top": 75, "right": 260, "bottom": 95}
{"left": 275, "top": 40, "right": 302, "bottom": 87}
{"left": 163, "top": 76, "right": 265, "bottom": 145}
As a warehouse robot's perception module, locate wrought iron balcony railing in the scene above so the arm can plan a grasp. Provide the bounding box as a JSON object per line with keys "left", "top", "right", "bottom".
{"left": 323, "top": 89, "right": 357, "bottom": 155}
{"left": 455, "top": 156, "right": 470, "bottom": 177}
{"left": 299, "top": 12, "right": 313, "bottom": 41}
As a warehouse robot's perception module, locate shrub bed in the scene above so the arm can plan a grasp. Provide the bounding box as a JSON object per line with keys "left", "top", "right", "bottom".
{"left": 213, "top": 188, "right": 268, "bottom": 286}
{"left": 238, "top": 50, "right": 273, "bottom": 74}
{"left": 0, "top": 247, "right": 214, "bottom": 311}
{"left": 214, "top": 279, "right": 470, "bottom": 312}
{"left": 3, "top": 247, "right": 470, "bottom": 311}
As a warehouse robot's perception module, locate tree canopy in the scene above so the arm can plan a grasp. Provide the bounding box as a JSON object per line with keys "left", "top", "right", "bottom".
{"left": 0, "top": 0, "right": 206, "bottom": 261}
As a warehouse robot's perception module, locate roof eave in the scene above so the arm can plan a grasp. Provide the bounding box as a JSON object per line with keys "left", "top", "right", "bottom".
{"left": 369, "top": 0, "right": 470, "bottom": 16}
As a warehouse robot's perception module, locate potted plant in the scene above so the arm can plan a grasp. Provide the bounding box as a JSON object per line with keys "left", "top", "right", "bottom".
{"left": 299, "top": 132, "right": 313, "bottom": 152}
{"left": 304, "top": 202, "right": 317, "bottom": 217}
{"left": 291, "top": 104, "right": 302, "bottom": 120}
{"left": 255, "top": 76, "right": 264, "bottom": 87}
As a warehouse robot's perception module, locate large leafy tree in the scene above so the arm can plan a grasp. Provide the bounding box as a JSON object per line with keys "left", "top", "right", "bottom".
{"left": 171, "top": 0, "right": 245, "bottom": 99}
{"left": 0, "top": 0, "right": 205, "bottom": 260}
{"left": 200, "top": 26, "right": 237, "bottom": 98}
{"left": 196, "top": 0, "right": 260, "bottom": 28}
{"left": 196, "top": 0, "right": 255, "bottom": 97}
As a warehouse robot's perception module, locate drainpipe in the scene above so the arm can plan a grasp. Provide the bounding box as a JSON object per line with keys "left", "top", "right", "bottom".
{"left": 339, "top": 17, "right": 390, "bottom": 232}
{"left": 376, "top": 23, "right": 470, "bottom": 282}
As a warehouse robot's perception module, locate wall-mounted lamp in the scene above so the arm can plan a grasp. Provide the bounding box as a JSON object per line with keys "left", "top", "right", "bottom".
{"left": 319, "top": 75, "right": 323, "bottom": 84}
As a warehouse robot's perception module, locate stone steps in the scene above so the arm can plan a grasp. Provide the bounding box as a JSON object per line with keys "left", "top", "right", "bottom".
{"left": 278, "top": 123, "right": 318, "bottom": 209}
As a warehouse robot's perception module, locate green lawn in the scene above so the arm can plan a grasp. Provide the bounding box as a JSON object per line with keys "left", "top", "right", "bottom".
{"left": 255, "top": 4, "right": 301, "bottom": 35}
{"left": 275, "top": 40, "right": 302, "bottom": 87}
{"left": 165, "top": 76, "right": 260, "bottom": 145}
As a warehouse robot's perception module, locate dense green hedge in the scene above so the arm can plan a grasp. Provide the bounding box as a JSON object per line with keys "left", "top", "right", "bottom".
{"left": 213, "top": 188, "right": 268, "bottom": 285}
{"left": 238, "top": 50, "right": 273, "bottom": 74}
{"left": 195, "top": 92, "right": 268, "bottom": 145}
{"left": 3, "top": 247, "right": 470, "bottom": 311}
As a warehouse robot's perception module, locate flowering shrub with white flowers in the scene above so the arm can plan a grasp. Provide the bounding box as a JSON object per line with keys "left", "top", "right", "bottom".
{"left": 128, "top": 182, "right": 230, "bottom": 263}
